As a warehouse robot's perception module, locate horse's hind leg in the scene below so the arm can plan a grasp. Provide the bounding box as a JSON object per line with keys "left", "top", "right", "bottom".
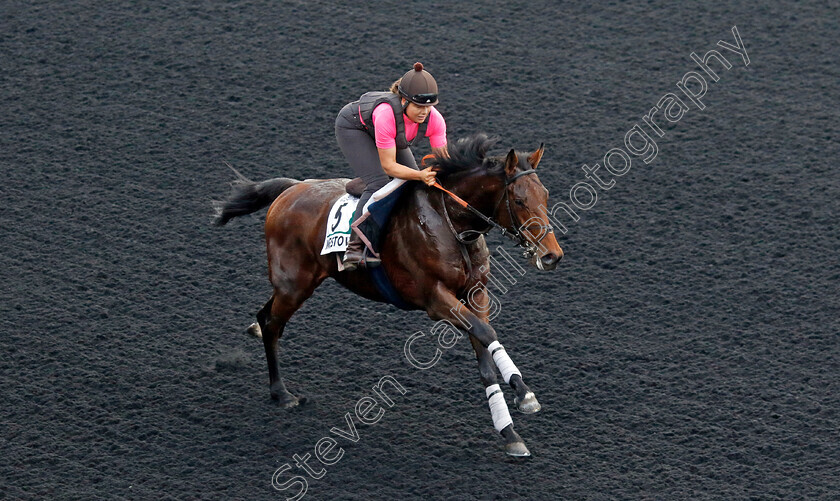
{"left": 256, "top": 296, "right": 295, "bottom": 406}
{"left": 258, "top": 276, "right": 322, "bottom": 405}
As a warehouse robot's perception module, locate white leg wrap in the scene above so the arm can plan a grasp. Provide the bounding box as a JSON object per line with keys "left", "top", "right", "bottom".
{"left": 485, "top": 384, "right": 513, "bottom": 432}
{"left": 487, "top": 341, "right": 521, "bottom": 384}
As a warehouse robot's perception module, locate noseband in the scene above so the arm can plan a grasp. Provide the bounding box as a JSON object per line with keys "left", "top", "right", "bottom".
{"left": 496, "top": 169, "right": 555, "bottom": 256}
{"left": 436, "top": 169, "right": 555, "bottom": 258}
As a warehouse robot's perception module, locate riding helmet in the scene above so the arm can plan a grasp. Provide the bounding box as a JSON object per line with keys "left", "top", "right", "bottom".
{"left": 398, "top": 62, "right": 439, "bottom": 106}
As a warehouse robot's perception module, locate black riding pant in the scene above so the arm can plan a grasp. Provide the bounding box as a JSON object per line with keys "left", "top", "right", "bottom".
{"left": 335, "top": 103, "right": 418, "bottom": 224}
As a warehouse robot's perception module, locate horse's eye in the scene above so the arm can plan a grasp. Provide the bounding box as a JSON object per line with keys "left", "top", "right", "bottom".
{"left": 514, "top": 199, "right": 526, "bottom": 207}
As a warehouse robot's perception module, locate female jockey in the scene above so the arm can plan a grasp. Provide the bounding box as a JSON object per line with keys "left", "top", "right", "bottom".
{"left": 335, "top": 62, "right": 448, "bottom": 271}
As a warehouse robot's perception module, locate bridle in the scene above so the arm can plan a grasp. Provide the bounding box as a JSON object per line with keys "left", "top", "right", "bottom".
{"left": 433, "top": 168, "right": 555, "bottom": 258}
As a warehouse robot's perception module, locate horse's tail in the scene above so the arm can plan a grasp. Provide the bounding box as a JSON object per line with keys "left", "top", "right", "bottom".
{"left": 213, "top": 166, "right": 300, "bottom": 226}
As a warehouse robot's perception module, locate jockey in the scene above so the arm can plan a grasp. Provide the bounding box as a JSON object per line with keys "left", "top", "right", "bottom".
{"left": 335, "top": 62, "right": 448, "bottom": 271}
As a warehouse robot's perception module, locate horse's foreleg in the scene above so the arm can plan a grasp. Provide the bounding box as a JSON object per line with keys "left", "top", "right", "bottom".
{"left": 488, "top": 342, "right": 541, "bottom": 415}
{"left": 426, "top": 285, "right": 529, "bottom": 457}
{"left": 464, "top": 287, "right": 541, "bottom": 415}
{"left": 468, "top": 335, "right": 531, "bottom": 457}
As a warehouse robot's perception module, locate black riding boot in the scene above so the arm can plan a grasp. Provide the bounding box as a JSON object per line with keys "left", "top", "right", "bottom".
{"left": 342, "top": 231, "right": 380, "bottom": 271}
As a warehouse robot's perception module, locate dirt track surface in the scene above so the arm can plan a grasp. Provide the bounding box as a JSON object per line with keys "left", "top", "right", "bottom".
{"left": 2, "top": 1, "right": 839, "bottom": 499}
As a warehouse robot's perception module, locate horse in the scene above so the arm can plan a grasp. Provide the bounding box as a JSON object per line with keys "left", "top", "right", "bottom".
{"left": 214, "top": 134, "right": 563, "bottom": 456}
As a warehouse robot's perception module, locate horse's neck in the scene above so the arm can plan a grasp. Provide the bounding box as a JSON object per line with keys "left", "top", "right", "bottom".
{"left": 396, "top": 185, "right": 447, "bottom": 232}
{"left": 401, "top": 182, "right": 494, "bottom": 237}
{"left": 447, "top": 175, "right": 505, "bottom": 219}
{"left": 401, "top": 184, "right": 436, "bottom": 220}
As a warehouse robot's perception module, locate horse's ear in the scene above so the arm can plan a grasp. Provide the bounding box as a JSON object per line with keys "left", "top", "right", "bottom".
{"left": 504, "top": 149, "right": 518, "bottom": 176}
{"left": 528, "top": 143, "right": 545, "bottom": 169}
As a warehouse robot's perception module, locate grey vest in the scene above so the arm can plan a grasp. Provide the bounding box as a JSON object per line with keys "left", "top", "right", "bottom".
{"left": 355, "top": 92, "right": 429, "bottom": 150}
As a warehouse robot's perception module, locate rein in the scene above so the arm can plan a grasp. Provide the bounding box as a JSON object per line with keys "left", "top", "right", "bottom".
{"left": 421, "top": 155, "right": 554, "bottom": 258}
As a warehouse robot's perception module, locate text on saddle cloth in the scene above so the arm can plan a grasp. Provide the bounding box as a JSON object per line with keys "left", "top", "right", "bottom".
{"left": 320, "top": 193, "right": 358, "bottom": 255}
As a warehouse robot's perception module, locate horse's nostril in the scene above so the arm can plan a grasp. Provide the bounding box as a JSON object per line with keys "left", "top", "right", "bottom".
{"left": 541, "top": 253, "right": 558, "bottom": 266}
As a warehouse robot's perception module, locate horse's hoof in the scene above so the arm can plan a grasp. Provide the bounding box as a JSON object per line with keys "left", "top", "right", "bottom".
{"left": 514, "top": 392, "right": 541, "bottom": 414}
{"left": 272, "top": 393, "right": 300, "bottom": 408}
{"left": 246, "top": 322, "right": 262, "bottom": 339}
{"left": 505, "top": 441, "right": 531, "bottom": 457}
{"left": 280, "top": 396, "right": 300, "bottom": 408}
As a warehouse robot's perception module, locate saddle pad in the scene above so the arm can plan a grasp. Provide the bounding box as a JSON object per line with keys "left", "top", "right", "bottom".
{"left": 320, "top": 193, "right": 359, "bottom": 255}
{"left": 321, "top": 179, "right": 408, "bottom": 256}
{"left": 362, "top": 178, "right": 406, "bottom": 213}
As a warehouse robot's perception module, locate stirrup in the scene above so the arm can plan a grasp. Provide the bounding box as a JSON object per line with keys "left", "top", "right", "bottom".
{"left": 342, "top": 249, "right": 380, "bottom": 270}
{"left": 363, "top": 252, "right": 381, "bottom": 268}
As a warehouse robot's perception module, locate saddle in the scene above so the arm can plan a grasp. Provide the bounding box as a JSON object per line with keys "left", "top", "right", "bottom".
{"left": 345, "top": 177, "right": 366, "bottom": 197}
{"left": 337, "top": 177, "right": 413, "bottom": 310}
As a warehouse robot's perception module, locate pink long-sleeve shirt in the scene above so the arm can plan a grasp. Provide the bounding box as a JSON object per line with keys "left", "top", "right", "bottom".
{"left": 369, "top": 103, "right": 447, "bottom": 150}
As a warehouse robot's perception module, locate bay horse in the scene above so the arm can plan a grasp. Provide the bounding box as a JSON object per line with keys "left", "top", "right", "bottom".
{"left": 214, "top": 134, "right": 563, "bottom": 456}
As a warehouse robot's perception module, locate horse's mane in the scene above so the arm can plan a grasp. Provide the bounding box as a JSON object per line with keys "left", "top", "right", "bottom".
{"left": 426, "top": 133, "right": 504, "bottom": 180}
